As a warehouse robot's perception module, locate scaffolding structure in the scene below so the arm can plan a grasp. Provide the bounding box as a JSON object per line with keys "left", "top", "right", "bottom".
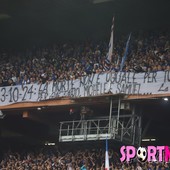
{"left": 59, "top": 97, "right": 142, "bottom": 146}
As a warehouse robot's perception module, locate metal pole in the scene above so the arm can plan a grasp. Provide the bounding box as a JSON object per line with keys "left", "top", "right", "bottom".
{"left": 72, "top": 121, "right": 74, "bottom": 141}
{"left": 116, "top": 97, "right": 121, "bottom": 130}
{"left": 88, "top": 120, "right": 91, "bottom": 134}
{"left": 132, "top": 124, "right": 136, "bottom": 145}
{"left": 138, "top": 116, "right": 142, "bottom": 146}
{"left": 109, "top": 97, "right": 112, "bottom": 134}
{"left": 97, "top": 120, "right": 99, "bottom": 138}
{"left": 59, "top": 123, "right": 62, "bottom": 142}
{"left": 67, "top": 125, "right": 70, "bottom": 136}
{"left": 121, "top": 121, "right": 124, "bottom": 141}
{"left": 131, "top": 105, "right": 135, "bottom": 145}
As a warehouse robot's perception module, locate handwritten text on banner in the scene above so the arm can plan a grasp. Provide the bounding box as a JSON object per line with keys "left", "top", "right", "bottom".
{"left": 0, "top": 71, "right": 170, "bottom": 106}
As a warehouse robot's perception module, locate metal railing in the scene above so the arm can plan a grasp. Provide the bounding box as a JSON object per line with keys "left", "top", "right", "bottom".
{"left": 59, "top": 115, "right": 141, "bottom": 145}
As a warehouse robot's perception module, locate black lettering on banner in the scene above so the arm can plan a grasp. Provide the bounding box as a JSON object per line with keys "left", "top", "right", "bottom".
{"left": 88, "top": 74, "right": 95, "bottom": 85}
{"left": 164, "top": 71, "right": 166, "bottom": 82}
{"left": 84, "top": 85, "right": 92, "bottom": 96}
{"left": 123, "top": 84, "right": 132, "bottom": 94}
{"left": 3, "top": 71, "right": 170, "bottom": 105}
{"left": 109, "top": 82, "right": 113, "bottom": 92}
{"left": 77, "top": 88, "right": 81, "bottom": 97}
{"left": 28, "top": 85, "right": 34, "bottom": 99}
{"left": 60, "top": 80, "right": 66, "bottom": 92}
{"left": 96, "top": 83, "right": 100, "bottom": 95}
{"left": 49, "top": 82, "right": 56, "bottom": 99}
{"left": 80, "top": 74, "right": 95, "bottom": 87}
{"left": 158, "top": 83, "right": 168, "bottom": 92}
{"left": 54, "top": 81, "right": 60, "bottom": 92}
{"left": 121, "top": 72, "right": 127, "bottom": 83}
{"left": 63, "top": 81, "right": 70, "bottom": 96}
{"left": 132, "top": 72, "right": 137, "bottom": 83}
{"left": 116, "top": 83, "right": 141, "bottom": 94}
{"left": 100, "top": 83, "right": 103, "bottom": 94}
{"left": 143, "top": 72, "right": 149, "bottom": 83}
{"left": 43, "top": 83, "right": 48, "bottom": 99}
{"left": 68, "top": 88, "right": 80, "bottom": 98}
{"left": 37, "top": 83, "right": 48, "bottom": 100}
{"left": 116, "top": 83, "right": 121, "bottom": 94}
{"left": 112, "top": 72, "right": 120, "bottom": 84}
{"left": 117, "top": 72, "right": 126, "bottom": 84}
{"left": 53, "top": 82, "right": 60, "bottom": 97}
{"left": 7, "top": 87, "right": 20, "bottom": 103}
{"left": 54, "top": 80, "right": 67, "bottom": 93}
{"left": 96, "top": 72, "right": 102, "bottom": 84}
{"left": 80, "top": 76, "right": 87, "bottom": 87}
{"left": 152, "top": 72, "right": 157, "bottom": 82}
{"left": 114, "top": 72, "right": 136, "bottom": 84}
{"left": 164, "top": 70, "right": 170, "bottom": 82}
{"left": 117, "top": 72, "right": 134, "bottom": 84}
{"left": 1, "top": 87, "right": 6, "bottom": 102}
{"left": 143, "top": 72, "right": 157, "bottom": 83}
{"left": 84, "top": 83, "right": 100, "bottom": 97}
{"left": 106, "top": 72, "right": 111, "bottom": 82}
{"left": 37, "top": 84, "right": 43, "bottom": 101}
{"left": 22, "top": 86, "right": 28, "bottom": 101}
{"left": 13, "top": 87, "right": 19, "bottom": 102}
{"left": 133, "top": 83, "right": 141, "bottom": 94}
{"left": 118, "top": 72, "right": 123, "bottom": 83}
{"left": 104, "top": 82, "right": 108, "bottom": 93}
{"left": 92, "top": 83, "right": 100, "bottom": 96}
{"left": 127, "top": 72, "right": 131, "bottom": 83}
{"left": 70, "top": 80, "right": 74, "bottom": 90}
{"left": 63, "top": 80, "right": 69, "bottom": 93}
{"left": 8, "top": 87, "right": 13, "bottom": 102}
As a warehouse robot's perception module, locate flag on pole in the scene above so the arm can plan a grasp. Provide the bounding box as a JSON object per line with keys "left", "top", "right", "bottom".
{"left": 120, "top": 33, "right": 132, "bottom": 71}
{"left": 107, "top": 17, "right": 114, "bottom": 62}
{"left": 105, "top": 137, "right": 109, "bottom": 170}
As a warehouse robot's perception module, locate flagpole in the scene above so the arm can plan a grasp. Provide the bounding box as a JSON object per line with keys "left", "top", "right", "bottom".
{"left": 111, "top": 16, "right": 114, "bottom": 63}
{"left": 105, "top": 135, "right": 110, "bottom": 170}
{"left": 107, "top": 16, "right": 114, "bottom": 63}
{"left": 120, "top": 33, "right": 132, "bottom": 71}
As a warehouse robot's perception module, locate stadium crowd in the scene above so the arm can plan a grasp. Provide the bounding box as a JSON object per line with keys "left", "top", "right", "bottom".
{"left": 0, "top": 146, "right": 169, "bottom": 170}
{"left": 0, "top": 30, "right": 169, "bottom": 87}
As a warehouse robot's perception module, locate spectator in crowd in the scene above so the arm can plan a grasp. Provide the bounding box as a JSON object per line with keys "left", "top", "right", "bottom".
{"left": 0, "top": 30, "right": 169, "bottom": 87}
{"left": 0, "top": 146, "right": 169, "bottom": 170}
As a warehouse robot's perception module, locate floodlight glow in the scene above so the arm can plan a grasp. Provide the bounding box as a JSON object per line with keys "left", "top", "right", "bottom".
{"left": 0, "top": 110, "right": 5, "bottom": 119}
{"left": 142, "top": 139, "right": 150, "bottom": 142}
{"left": 45, "top": 142, "right": 55, "bottom": 146}
{"left": 163, "top": 97, "right": 168, "bottom": 101}
{"left": 142, "top": 138, "right": 156, "bottom": 142}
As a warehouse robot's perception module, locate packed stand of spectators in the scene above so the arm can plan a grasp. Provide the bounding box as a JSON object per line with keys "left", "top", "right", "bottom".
{"left": 0, "top": 30, "right": 170, "bottom": 87}
{"left": 0, "top": 146, "right": 170, "bottom": 170}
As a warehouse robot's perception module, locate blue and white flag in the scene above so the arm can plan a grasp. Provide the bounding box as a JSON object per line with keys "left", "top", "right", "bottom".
{"left": 106, "top": 17, "right": 114, "bottom": 62}
{"left": 81, "top": 165, "right": 87, "bottom": 170}
{"left": 105, "top": 137, "right": 109, "bottom": 170}
{"left": 120, "top": 33, "right": 131, "bottom": 71}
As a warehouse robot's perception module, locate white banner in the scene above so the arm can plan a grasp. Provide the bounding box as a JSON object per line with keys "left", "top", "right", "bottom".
{"left": 0, "top": 71, "right": 170, "bottom": 106}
